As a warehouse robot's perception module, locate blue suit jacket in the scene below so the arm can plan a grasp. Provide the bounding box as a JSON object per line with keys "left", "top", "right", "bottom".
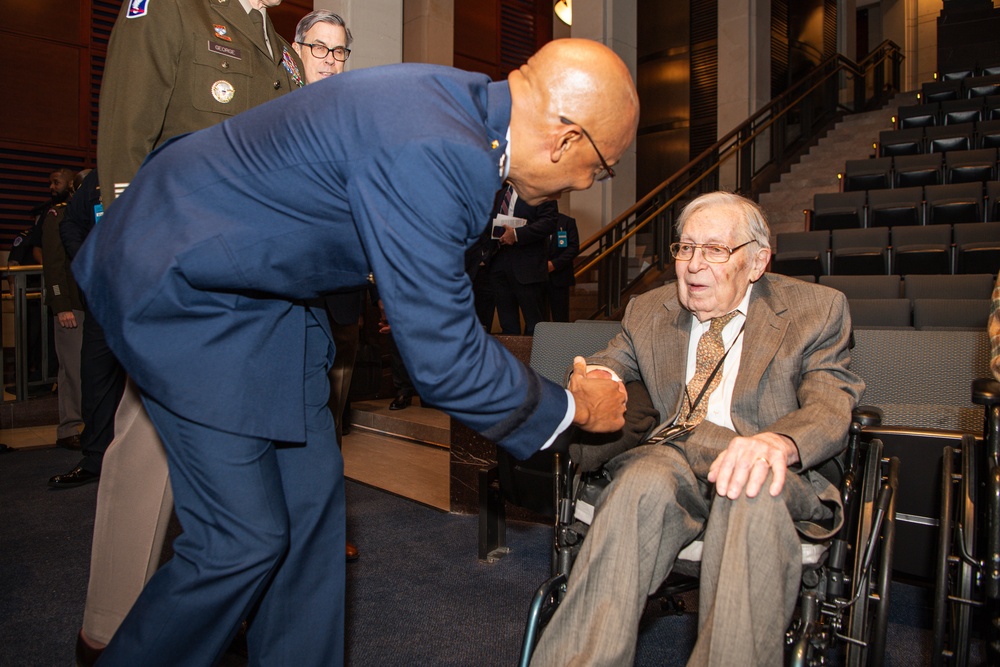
{"left": 73, "top": 64, "right": 568, "bottom": 458}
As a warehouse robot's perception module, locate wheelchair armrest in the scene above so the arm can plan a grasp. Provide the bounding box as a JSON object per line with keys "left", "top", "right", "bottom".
{"left": 852, "top": 405, "right": 883, "bottom": 428}
{"left": 972, "top": 378, "right": 1000, "bottom": 406}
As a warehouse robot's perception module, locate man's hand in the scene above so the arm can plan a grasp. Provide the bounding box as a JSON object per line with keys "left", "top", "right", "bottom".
{"left": 568, "top": 356, "right": 626, "bottom": 432}
{"left": 499, "top": 226, "right": 517, "bottom": 245}
{"left": 57, "top": 311, "right": 78, "bottom": 329}
{"left": 707, "top": 432, "right": 800, "bottom": 499}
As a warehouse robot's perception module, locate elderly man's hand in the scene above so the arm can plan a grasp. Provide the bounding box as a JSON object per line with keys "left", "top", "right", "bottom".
{"left": 568, "top": 356, "right": 627, "bottom": 432}
{"left": 707, "top": 432, "right": 800, "bottom": 499}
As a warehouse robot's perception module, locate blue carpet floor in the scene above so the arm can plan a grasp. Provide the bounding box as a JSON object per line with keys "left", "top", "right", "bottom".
{"left": 0, "top": 446, "right": 981, "bottom": 666}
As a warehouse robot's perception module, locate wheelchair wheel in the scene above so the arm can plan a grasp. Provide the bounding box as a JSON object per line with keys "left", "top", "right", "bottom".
{"left": 932, "top": 437, "right": 978, "bottom": 667}
{"left": 952, "top": 435, "right": 978, "bottom": 667}
{"left": 869, "top": 455, "right": 899, "bottom": 666}
{"left": 843, "top": 439, "right": 885, "bottom": 666}
{"left": 932, "top": 446, "right": 955, "bottom": 667}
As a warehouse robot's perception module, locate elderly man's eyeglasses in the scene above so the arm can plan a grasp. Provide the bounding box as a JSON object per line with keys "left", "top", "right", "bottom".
{"left": 670, "top": 240, "right": 755, "bottom": 263}
{"left": 297, "top": 42, "right": 351, "bottom": 62}
{"left": 559, "top": 116, "right": 615, "bottom": 181}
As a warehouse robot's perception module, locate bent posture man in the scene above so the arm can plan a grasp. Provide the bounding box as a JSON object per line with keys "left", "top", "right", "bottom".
{"left": 531, "top": 192, "right": 864, "bottom": 666}
{"left": 74, "top": 38, "right": 638, "bottom": 665}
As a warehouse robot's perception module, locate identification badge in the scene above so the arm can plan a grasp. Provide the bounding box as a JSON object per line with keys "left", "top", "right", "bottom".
{"left": 94, "top": 203, "right": 104, "bottom": 224}
{"left": 209, "top": 41, "right": 241, "bottom": 59}
{"left": 557, "top": 230, "right": 568, "bottom": 248}
{"left": 646, "top": 422, "right": 696, "bottom": 445}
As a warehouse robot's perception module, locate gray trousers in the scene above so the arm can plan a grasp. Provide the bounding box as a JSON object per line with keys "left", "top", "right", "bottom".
{"left": 82, "top": 379, "right": 171, "bottom": 645}
{"left": 52, "top": 309, "right": 84, "bottom": 438}
{"left": 530, "top": 444, "right": 820, "bottom": 667}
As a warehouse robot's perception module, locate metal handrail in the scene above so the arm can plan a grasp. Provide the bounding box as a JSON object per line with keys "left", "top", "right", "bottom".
{"left": 1, "top": 264, "right": 53, "bottom": 401}
{"left": 576, "top": 41, "right": 903, "bottom": 317}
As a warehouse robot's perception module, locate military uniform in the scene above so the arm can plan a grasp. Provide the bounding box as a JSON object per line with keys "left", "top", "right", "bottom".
{"left": 42, "top": 201, "right": 85, "bottom": 442}
{"left": 97, "top": 0, "right": 304, "bottom": 207}
{"left": 78, "top": 0, "right": 304, "bottom": 651}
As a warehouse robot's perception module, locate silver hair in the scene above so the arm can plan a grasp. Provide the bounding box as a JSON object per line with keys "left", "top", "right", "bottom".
{"left": 295, "top": 10, "right": 353, "bottom": 47}
{"left": 675, "top": 191, "right": 771, "bottom": 250}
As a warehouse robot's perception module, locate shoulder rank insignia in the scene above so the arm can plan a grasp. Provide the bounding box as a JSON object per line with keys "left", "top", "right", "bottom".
{"left": 281, "top": 48, "right": 304, "bottom": 88}
{"left": 126, "top": 0, "right": 150, "bottom": 19}
{"left": 213, "top": 25, "right": 232, "bottom": 42}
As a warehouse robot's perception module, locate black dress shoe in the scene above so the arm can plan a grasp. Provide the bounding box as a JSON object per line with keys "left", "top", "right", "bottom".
{"left": 389, "top": 394, "right": 412, "bottom": 410}
{"left": 56, "top": 434, "right": 82, "bottom": 450}
{"left": 49, "top": 466, "right": 99, "bottom": 489}
{"left": 75, "top": 630, "right": 104, "bottom": 667}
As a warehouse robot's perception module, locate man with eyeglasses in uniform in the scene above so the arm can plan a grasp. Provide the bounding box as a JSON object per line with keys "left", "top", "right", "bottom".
{"left": 531, "top": 191, "right": 864, "bottom": 666}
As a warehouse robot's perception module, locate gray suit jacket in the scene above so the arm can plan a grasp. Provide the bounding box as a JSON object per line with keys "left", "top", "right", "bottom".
{"left": 589, "top": 274, "right": 864, "bottom": 534}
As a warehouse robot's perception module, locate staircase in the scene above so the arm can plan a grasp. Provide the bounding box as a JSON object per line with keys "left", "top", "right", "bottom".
{"left": 342, "top": 397, "right": 452, "bottom": 511}
{"left": 761, "top": 91, "right": 920, "bottom": 236}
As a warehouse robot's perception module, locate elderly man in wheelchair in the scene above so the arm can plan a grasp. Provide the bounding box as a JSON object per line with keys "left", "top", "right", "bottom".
{"left": 529, "top": 192, "right": 866, "bottom": 666}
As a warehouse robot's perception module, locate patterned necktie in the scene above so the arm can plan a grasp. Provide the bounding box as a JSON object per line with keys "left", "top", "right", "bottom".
{"left": 684, "top": 310, "right": 739, "bottom": 426}
{"left": 499, "top": 185, "right": 513, "bottom": 215}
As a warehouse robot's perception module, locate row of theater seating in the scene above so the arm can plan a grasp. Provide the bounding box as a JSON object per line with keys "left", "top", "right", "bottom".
{"left": 897, "top": 96, "right": 1000, "bottom": 129}
{"left": 807, "top": 183, "right": 1000, "bottom": 230}
{"left": 843, "top": 150, "right": 1000, "bottom": 191}
{"left": 879, "top": 120, "right": 1000, "bottom": 156}
{"left": 772, "top": 225, "right": 998, "bottom": 275}
{"left": 795, "top": 274, "right": 992, "bottom": 329}
{"left": 920, "top": 73, "right": 1000, "bottom": 102}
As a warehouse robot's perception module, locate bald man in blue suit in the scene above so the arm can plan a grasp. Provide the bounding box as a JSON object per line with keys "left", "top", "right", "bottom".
{"left": 73, "top": 38, "right": 639, "bottom": 666}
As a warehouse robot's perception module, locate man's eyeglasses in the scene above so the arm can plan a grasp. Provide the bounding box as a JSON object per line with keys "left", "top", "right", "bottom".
{"left": 297, "top": 42, "right": 351, "bottom": 62}
{"left": 559, "top": 116, "right": 615, "bottom": 181}
{"left": 669, "top": 240, "right": 755, "bottom": 263}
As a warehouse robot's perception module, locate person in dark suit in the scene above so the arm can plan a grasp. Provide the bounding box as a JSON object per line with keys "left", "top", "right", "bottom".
{"left": 546, "top": 212, "right": 580, "bottom": 322}
{"left": 488, "top": 184, "right": 559, "bottom": 335}
{"left": 72, "top": 38, "right": 638, "bottom": 665}
{"left": 530, "top": 192, "right": 865, "bottom": 666}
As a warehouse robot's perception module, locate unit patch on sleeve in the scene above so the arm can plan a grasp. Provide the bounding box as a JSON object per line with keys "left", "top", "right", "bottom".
{"left": 127, "top": 0, "right": 150, "bottom": 18}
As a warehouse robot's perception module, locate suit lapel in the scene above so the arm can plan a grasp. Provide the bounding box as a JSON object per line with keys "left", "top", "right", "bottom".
{"left": 652, "top": 294, "right": 691, "bottom": 424}
{"left": 212, "top": 1, "right": 276, "bottom": 63}
{"left": 732, "top": 276, "right": 788, "bottom": 427}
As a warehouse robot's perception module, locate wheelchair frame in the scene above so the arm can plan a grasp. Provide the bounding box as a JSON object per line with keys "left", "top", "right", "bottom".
{"left": 931, "top": 378, "right": 1000, "bottom": 666}
{"left": 518, "top": 411, "right": 899, "bottom": 667}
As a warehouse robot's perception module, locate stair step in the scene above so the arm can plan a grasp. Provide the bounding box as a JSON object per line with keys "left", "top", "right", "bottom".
{"left": 348, "top": 398, "right": 449, "bottom": 448}
{"left": 342, "top": 429, "right": 450, "bottom": 510}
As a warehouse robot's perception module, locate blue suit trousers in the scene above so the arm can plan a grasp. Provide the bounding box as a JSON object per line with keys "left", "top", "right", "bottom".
{"left": 99, "top": 309, "right": 345, "bottom": 667}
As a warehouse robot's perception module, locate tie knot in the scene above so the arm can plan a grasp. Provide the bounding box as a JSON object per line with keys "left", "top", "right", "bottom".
{"left": 709, "top": 311, "right": 738, "bottom": 334}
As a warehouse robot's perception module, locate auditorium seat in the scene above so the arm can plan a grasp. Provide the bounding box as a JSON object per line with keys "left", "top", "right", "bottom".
{"left": 921, "top": 79, "right": 962, "bottom": 102}
{"left": 965, "top": 73, "right": 1000, "bottom": 99}
{"left": 946, "top": 148, "right": 997, "bottom": 184}
{"left": 926, "top": 122, "right": 974, "bottom": 153}
{"left": 868, "top": 186, "right": 924, "bottom": 228}
{"left": 903, "top": 273, "right": 994, "bottom": 300}
{"left": 897, "top": 103, "right": 938, "bottom": 129}
{"left": 912, "top": 298, "right": 991, "bottom": 329}
{"left": 941, "top": 98, "right": 983, "bottom": 125}
{"left": 845, "top": 298, "right": 913, "bottom": 329}
{"left": 843, "top": 158, "right": 892, "bottom": 191}
{"left": 891, "top": 225, "right": 953, "bottom": 275}
{"left": 953, "top": 222, "right": 1000, "bottom": 274}
{"left": 809, "top": 191, "right": 866, "bottom": 231}
{"left": 924, "top": 182, "right": 983, "bottom": 225}
{"left": 819, "top": 274, "right": 901, "bottom": 299}
{"left": 893, "top": 153, "right": 942, "bottom": 188}
{"left": 879, "top": 128, "right": 924, "bottom": 157}
{"left": 831, "top": 227, "right": 889, "bottom": 275}
{"left": 771, "top": 230, "right": 830, "bottom": 277}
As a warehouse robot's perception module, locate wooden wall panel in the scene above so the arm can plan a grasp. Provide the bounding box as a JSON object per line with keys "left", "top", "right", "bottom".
{"left": 454, "top": 0, "right": 552, "bottom": 81}
{"left": 0, "top": 0, "right": 312, "bottom": 248}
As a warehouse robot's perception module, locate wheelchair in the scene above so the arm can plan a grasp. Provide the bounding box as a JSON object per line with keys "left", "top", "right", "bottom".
{"left": 518, "top": 408, "right": 899, "bottom": 667}
{"left": 931, "top": 378, "right": 1000, "bottom": 666}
